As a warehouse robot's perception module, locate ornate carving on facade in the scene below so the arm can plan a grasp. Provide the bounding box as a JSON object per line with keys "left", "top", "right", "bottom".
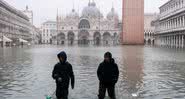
{"left": 53, "top": 1, "right": 121, "bottom": 46}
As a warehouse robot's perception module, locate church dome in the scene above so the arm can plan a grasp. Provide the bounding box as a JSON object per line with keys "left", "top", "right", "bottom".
{"left": 67, "top": 9, "right": 79, "bottom": 19}
{"left": 82, "top": 1, "right": 103, "bottom": 18}
{"left": 107, "top": 7, "right": 118, "bottom": 20}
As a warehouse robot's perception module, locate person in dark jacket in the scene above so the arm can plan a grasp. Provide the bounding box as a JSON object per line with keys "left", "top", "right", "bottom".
{"left": 97, "top": 52, "right": 119, "bottom": 99}
{"left": 52, "top": 51, "right": 75, "bottom": 99}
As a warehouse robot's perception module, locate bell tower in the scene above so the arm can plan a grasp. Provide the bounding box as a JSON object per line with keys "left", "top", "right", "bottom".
{"left": 122, "top": 0, "right": 144, "bottom": 45}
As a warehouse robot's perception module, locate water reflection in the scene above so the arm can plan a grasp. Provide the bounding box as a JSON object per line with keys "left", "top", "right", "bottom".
{"left": 0, "top": 47, "right": 33, "bottom": 99}
{"left": 0, "top": 45, "right": 185, "bottom": 99}
{"left": 117, "top": 46, "right": 144, "bottom": 98}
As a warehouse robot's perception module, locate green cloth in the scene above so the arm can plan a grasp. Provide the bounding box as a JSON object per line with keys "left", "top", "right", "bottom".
{"left": 46, "top": 95, "right": 52, "bottom": 99}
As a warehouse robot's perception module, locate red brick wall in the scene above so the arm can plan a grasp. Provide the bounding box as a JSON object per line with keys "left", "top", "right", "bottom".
{"left": 122, "top": 0, "right": 144, "bottom": 45}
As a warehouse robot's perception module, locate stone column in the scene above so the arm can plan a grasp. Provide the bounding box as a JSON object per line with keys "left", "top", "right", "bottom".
{"left": 177, "top": 35, "right": 179, "bottom": 48}
{"left": 170, "top": 36, "right": 172, "bottom": 47}
{"left": 163, "top": 37, "right": 165, "bottom": 46}
{"left": 172, "top": 35, "right": 174, "bottom": 47}
{"left": 169, "top": 36, "right": 171, "bottom": 47}
{"left": 168, "top": 36, "right": 169, "bottom": 46}
{"left": 175, "top": 35, "right": 177, "bottom": 47}
{"left": 180, "top": 17, "right": 182, "bottom": 27}
{"left": 101, "top": 40, "right": 104, "bottom": 46}
{"left": 180, "top": 35, "right": 182, "bottom": 48}
{"left": 2, "top": 37, "right": 4, "bottom": 47}
{"left": 168, "top": 36, "right": 170, "bottom": 46}
{"left": 167, "top": 36, "right": 168, "bottom": 46}
{"left": 175, "top": 18, "right": 177, "bottom": 28}
{"left": 74, "top": 40, "right": 78, "bottom": 45}
{"left": 164, "top": 37, "right": 165, "bottom": 46}
{"left": 166, "top": 36, "right": 168, "bottom": 46}
{"left": 176, "top": 35, "right": 178, "bottom": 48}
{"left": 173, "top": 19, "right": 175, "bottom": 28}
{"left": 178, "top": 35, "right": 180, "bottom": 48}
{"left": 177, "top": 18, "right": 178, "bottom": 28}
{"left": 169, "top": 20, "right": 171, "bottom": 29}
{"left": 178, "top": 17, "right": 180, "bottom": 28}
{"left": 183, "top": 16, "right": 185, "bottom": 26}
{"left": 174, "top": 35, "right": 176, "bottom": 47}
{"left": 182, "top": 35, "right": 184, "bottom": 48}
{"left": 160, "top": 37, "right": 162, "bottom": 46}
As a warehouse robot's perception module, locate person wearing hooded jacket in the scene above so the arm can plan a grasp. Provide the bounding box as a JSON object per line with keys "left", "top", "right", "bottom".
{"left": 52, "top": 51, "right": 75, "bottom": 99}
{"left": 97, "top": 52, "right": 119, "bottom": 99}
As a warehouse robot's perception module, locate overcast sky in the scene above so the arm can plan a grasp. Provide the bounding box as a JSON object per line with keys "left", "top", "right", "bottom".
{"left": 5, "top": 0, "right": 169, "bottom": 27}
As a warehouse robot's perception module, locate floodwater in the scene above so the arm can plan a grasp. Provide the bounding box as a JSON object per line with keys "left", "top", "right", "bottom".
{"left": 0, "top": 45, "right": 185, "bottom": 99}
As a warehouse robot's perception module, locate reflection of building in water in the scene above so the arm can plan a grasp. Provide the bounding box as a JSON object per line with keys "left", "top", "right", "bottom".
{"left": 120, "top": 46, "right": 144, "bottom": 94}
{"left": 144, "top": 13, "right": 158, "bottom": 45}
{"left": 154, "top": 0, "right": 185, "bottom": 48}
{"left": 52, "top": 1, "right": 122, "bottom": 46}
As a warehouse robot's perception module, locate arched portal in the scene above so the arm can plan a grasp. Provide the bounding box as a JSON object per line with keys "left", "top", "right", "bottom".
{"left": 144, "top": 39, "right": 146, "bottom": 45}
{"left": 152, "top": 39, "right": 155, "bottom": 45}
{"left": 94, "top": 32, "right": 101, "bottom": 45}
{"left": 103, "top": 32, "right": 111, "bottom": 45}
{"left": 57, "top": 32, "right": 65, "bottom": 45}
{"left": 78, "top": 19, "right": 90, "bottom": 29}
{"left": 78, "top": 30, "right": 90, "bottom": 45}
{"left": 67, "top": 31, "right": 75, "bottom": 45}
{"left": 148, "top": 39, "right": 151, "bottom": 45}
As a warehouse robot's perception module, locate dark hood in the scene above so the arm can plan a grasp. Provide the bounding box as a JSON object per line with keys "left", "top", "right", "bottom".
{"left": 57, "top": 51, "right": 67, "bottom": 63}
{"left": 104, "top": 52, "right": 112, "bottom": 59}
{"left": 104, "top": 52, "right": 115, "bottom": 63}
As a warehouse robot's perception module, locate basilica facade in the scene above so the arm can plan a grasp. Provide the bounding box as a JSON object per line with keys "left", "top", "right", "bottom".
{"left": 52, "top": 1, "right": 122, "bottom": 46}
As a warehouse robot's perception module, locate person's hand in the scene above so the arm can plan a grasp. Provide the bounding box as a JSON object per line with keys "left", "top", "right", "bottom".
{"left": 58, "top": 77, "right": 62, "bottom": 82}
{"left": 53, "top": 74, "right": 58, "bottom": 79}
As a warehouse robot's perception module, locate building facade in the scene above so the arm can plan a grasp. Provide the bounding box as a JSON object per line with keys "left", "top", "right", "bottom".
{"left": 144, "top": 13, "right": 158, "bottom": 45}
{"left": 32, "top": 26, "right": 41, "bottom": 44}
{"left": 52, "top": 1, "right": 121, "bottom": 46}
{"left": 41, "top": 21, "right": 57, "bottom": 44}
{"left": 23, "top": 6, "right": 33, "bottom": 24}
{"left": 122, "top": 0, "right": 144, "bottom": 45}
{"left": 23, "top": 6, "right": 41, "bottom": 45}
{"left": 155, "top": 0, "right": 185, "bottom": 48}
{"left": 0, "top": 0, "right": 32, "bottom": 47}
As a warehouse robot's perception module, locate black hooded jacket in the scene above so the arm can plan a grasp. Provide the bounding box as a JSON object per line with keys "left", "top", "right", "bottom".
{"left": 97, "top": 52, "right": 119, "bottom": 84}
{"left": 52, "top": 51, "right": 75, "bottom": 89}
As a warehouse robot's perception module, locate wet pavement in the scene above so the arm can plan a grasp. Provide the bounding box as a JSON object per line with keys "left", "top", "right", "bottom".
{"left": 0, "top": 45, "right": 185, "bottom": 99}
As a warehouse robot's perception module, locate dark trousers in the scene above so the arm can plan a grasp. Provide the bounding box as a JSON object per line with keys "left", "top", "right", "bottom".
{"left": 98, "top": 82, "right": 116, "bottom": 99}
{"left": 56, "top": 86, "right": 68, "bottom": 99}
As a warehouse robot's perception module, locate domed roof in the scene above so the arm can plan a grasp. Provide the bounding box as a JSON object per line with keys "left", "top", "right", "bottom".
{"left": 82, "top": 1, "right": 103, "bottom": 18}
{"left": 67, "top": 9, "right": 79, "bottom": 19}
{"left": 107, "top": 7, "right": 118, "bottom": 20}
